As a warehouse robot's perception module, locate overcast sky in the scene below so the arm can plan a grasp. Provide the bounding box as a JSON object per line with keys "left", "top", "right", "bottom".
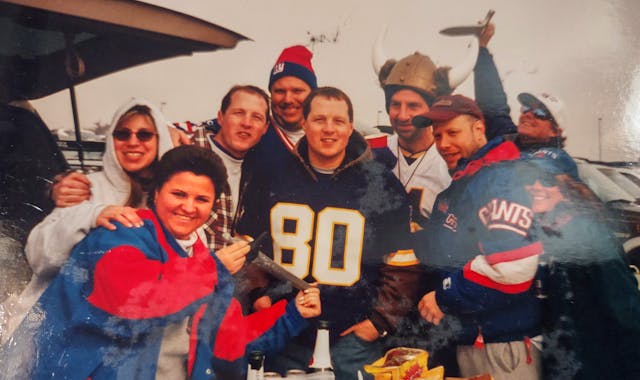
{"left": 31, "top": 0, "right": 640, "bottom": 161}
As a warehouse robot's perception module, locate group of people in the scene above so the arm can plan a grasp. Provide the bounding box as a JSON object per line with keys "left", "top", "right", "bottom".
{"left": 1, "top": 22, "right": 639, "bottom": 380}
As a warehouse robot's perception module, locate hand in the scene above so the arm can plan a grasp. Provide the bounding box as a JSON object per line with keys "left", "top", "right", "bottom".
{"left": 52, "top": 171, "right": 91, "bottom": 207}
{"left": 215, "top": 240, "right": 250, "bottom": 275}
{"left": 294, "top": 285, "right": 321, "bottom": 318}
{"left": 340, "top": 319, "right": 379, "bottom": 342}
{"left": 479, "top": 22, "right": 495, "bottom": 48}
{"left": 96, "top": 206, "right": 142, "bottom": 230}
{"left": 169, "top": 127, "right": 193, "bottom": 147}
{"left": 253, "top": 295, "right": 272, "bottom": 311}
{"left": 418, "top": 291, "right": 444, "bottom": 325}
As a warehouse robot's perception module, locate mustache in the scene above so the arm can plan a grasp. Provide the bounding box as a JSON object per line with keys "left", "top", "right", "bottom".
{"left": 411, "top": 115, "right": 433, "bottom": 128}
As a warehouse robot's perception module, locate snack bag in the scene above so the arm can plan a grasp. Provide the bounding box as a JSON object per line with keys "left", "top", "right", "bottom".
{"left": 364, "top": 347, "right": 436, "bottom": 380}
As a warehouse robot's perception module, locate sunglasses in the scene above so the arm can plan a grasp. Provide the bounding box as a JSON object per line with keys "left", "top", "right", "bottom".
{"left": 520, "top": 105, "right": 553, "bottom": 121}
{"left": 112, "top": 129, "right": 157, "bottom": 142}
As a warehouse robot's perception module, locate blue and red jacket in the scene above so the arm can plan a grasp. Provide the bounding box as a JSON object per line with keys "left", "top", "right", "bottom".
{"left": 4, "top": 209, "right": 307, "bottom": 380}
{"left": 415, "top": 137, "right": 543, "bottom": 345}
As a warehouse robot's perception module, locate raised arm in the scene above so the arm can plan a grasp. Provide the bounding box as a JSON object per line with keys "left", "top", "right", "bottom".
{"left": 474, "top": 23, "right": 517, "bottom": 139}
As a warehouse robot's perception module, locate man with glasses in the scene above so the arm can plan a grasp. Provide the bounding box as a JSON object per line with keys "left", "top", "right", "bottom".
{"left": 474, "top": 23, "right": 579, "bottom": 179}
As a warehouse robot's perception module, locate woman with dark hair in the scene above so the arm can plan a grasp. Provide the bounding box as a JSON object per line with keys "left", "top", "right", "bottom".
{"left": 524, "top": 160, "right": 640, "bottom": 379}
{"left": 1, "top": 145, "right": 320, "bottom": 380}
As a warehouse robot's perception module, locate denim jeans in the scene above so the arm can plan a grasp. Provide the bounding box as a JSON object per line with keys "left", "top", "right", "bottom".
{"left": 331, "top": 333, "right": 382, "bottom": 380}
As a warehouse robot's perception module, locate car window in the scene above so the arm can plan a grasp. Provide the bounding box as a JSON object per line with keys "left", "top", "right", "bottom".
{"left": 621, "top": 171, "right": 640, "bottom": 188}
{"left": 576, "top": 162, "right": 635, "bottom": 203}
{"left": 597, "top": 167, "right": 640, "bottom": 199}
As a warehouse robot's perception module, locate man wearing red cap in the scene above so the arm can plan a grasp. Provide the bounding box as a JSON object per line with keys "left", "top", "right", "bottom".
{"left": 415, "top": 95, "right": 543, "bottom": 380}
{"left": 252, "top": 45, "right": 318, "bottom": 172}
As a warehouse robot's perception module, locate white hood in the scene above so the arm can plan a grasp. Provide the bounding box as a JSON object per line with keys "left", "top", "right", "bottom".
{"left": 101, "top": 98, "right": 174, "bottom": 194}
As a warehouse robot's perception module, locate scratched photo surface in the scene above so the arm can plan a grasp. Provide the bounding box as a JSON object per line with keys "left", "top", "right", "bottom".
{"left": 1, "top": 0, "right": 640, "bottom": 379}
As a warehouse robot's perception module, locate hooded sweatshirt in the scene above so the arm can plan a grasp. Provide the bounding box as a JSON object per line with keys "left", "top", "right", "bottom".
{"left": 0, "top": 98, "right": 174, "bottom": 344}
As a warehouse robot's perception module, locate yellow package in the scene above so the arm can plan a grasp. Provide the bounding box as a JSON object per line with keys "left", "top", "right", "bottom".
{"left": 364, "top": 347, "right": 436, "bottom": 380}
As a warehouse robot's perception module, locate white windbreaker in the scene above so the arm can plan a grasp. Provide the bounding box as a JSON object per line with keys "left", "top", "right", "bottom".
{"left": 0, "top": 98, "right": 174, "bottom": 344}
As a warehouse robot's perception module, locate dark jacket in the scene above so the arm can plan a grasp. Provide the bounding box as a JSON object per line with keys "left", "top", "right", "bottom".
{"left": 474, "top": 47, "right": 579, "bottom": 180}
{"left": 536, "top": 203, "right": 640, "bottom": 379}
{"left": 239, "top": 132, "right": 422, "bottom": 339}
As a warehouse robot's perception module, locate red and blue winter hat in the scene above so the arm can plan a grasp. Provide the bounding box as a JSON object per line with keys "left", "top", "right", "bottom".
{"left": 268, "top": 45, "right": 317, "bottom": 90}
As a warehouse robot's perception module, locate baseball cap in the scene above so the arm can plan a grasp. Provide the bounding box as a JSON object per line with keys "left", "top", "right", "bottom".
{"left": 419, "top": 94, "right": 484, "bottom": 125}
{"left": 517, "top": 92, "right": 566, "bottom": 129}
{"left": 525, "top": 147, "right": 580, "bottom": 181}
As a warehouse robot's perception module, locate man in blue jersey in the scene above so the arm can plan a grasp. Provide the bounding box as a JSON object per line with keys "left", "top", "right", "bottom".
{"left": 415, "top": 94, "right": 543, "bottom": 380}
{"left": 250, "top": 45, "right": 317, "bottom": 172}
{"left": 238, "top": 87, "right": 421, "bottom": 380}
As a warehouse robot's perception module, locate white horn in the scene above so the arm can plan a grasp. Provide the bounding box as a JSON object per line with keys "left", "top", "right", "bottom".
{"left": 371, "top": 24, "right": 389, "bottom": 75}
{"left": 448, "top": 37, "right": 479, "bottom": 89}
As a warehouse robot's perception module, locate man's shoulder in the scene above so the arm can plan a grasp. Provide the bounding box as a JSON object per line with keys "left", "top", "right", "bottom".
{"left": 191, "top": 126, "right": 216, "bottom": 150}
{"left": 366, "top": 134, "right": 398, "bottom": 170}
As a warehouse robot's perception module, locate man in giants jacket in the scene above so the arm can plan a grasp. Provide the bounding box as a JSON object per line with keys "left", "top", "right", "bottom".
{"left": 415, "top": 95, "right": 543, "bottom": 380}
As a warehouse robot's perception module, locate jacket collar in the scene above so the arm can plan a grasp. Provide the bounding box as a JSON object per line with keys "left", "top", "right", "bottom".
{"left": 293, "top": 132, "right": 372, "bottom": 181}
{"left": 451, "top": 136, "right": 521, "bottom": 180}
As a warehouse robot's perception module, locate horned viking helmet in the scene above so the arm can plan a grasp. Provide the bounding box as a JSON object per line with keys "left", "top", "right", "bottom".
{"left": 372, "top": 28, "right": 479, "bottom": 110}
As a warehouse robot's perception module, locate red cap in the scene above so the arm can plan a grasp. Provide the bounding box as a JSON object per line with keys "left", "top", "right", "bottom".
{"left": 422, "top": 94, "right": 484, "bottom": 124}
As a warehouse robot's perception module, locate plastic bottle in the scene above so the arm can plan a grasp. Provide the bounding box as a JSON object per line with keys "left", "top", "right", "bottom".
{"left": 308, "top": 320, "right": 335, "bottom": 380}
{"left": 247, "top": 351, "right": 264, "bottom": 380}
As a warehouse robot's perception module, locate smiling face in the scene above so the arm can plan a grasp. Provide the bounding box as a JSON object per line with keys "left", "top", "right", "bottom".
{"left": 154, "top": 171, "right": 215, "bottom": 240}
{"left": 525, "top": 180, "right": 565, "bottom": 213}
{"left": 517, "top": 102, "right": 559, "bottom": 140}
{"left": 303, "top": 96, "right": 353, "bottom": 170}
{"left": 215, "top": 90, "right": 268, "bottom": 158}
{"left": 113, "top": 113, "right": 158, "bottom": 174}
{"left": 388, "top": 89, "right": 431, "bottom": 145}
{"left": 270, "top": 76, "right": 312, "bottom": 131}
{"left": 433, "top": 115, "right": 487, "bottom": 170}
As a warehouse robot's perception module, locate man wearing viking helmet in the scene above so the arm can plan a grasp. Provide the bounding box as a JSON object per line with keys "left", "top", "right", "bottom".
{"left": 367, "top": 34, "right": 478, "bottom": 230}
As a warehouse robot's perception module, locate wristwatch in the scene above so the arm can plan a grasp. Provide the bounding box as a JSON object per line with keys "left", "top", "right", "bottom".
{"left": 373, "top": 322, "right": 388, "bottom": 338}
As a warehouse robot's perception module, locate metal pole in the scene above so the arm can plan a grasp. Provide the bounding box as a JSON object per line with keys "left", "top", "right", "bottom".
{"left": 65, "top": 33, "right": 85, "bottom": 170}
{"left": 69, "top": 84, "right": 84, "bottom": 170}
{"left": 598, "top": 117, "right": 602, "bottom": 161}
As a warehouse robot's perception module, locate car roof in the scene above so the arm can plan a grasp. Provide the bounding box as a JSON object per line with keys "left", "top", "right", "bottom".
{"left": 0, "top": 0, "right": 248, "bottom": 101}
{"left": 574, "top": 158, "right": 637, "bottom": 203}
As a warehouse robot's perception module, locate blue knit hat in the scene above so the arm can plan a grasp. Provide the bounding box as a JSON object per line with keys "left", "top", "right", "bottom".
{"left": 268, "top": 45, "right": 317, "bottom": 90}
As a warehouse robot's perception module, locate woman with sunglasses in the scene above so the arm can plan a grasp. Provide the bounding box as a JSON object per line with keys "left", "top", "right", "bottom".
{"left": 1, "top": 145, "right": 320, "bottom": 379}
{"left": 523, "top": 161, "right": 640, "bottom": 379}
{"left": 1, "top": 99, "right": 247, "bottom": 345}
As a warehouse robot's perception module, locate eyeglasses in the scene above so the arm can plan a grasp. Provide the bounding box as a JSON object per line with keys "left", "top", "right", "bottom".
{"left": 112, "top": 129, "right": 157, "bottom": 142}
{"left": 520, "top": 105, "right": 553, "bottom": 121}
{"left": 523, "top": 172, "right": 558, "bottom": 187}
{"left": 533, "top": 175, "right": 558, "bottom": 187}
